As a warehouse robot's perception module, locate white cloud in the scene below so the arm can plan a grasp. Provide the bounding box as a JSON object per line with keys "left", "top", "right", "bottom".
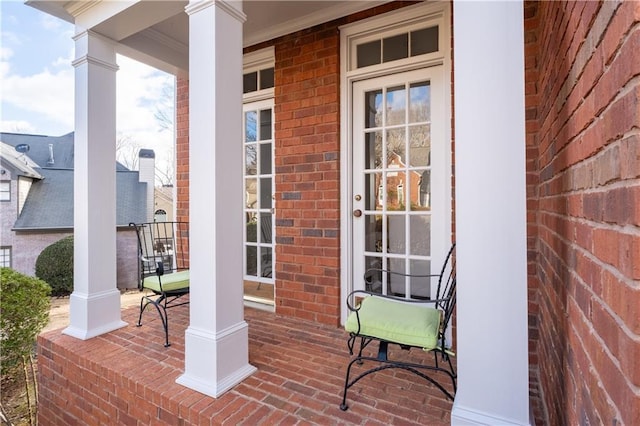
{"left": 1, "top": 46, "right": 14, "bottom": 60}
{"left": 0, "top": 64, "right": 74, "bottom": 130}
{"left": 0, "top": 120, "right": 36, "bottom": 133}
{"left": 40, "top": 14, "right": 62, "bottom": 31}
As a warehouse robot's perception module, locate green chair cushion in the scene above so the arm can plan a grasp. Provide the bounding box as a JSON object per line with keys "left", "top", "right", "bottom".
{"left": 345, "top": 296, "right": 441, "bottom": 350}
{"left": 143, "top": 270, "right": 190, "bottom": 293}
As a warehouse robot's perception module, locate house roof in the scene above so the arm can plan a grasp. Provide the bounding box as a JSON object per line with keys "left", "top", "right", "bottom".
{"left": 12, "top": 168, "right": 148, "bottom": 230}
{"left": 0, "top": 132, "right": 148, "bottom": 230}
{"left": 0, "top": 141, "right": 43, "bottom": 179}
{"left": 0, "top": 132, "right": 129, "bottom": 171}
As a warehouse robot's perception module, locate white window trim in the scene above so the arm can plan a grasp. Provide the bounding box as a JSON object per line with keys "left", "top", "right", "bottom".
{"left": 243, "top": 46, "right": 275, "bottom": 103}
{"left": 338, "top": 1, "right": 452, "bottom": 324}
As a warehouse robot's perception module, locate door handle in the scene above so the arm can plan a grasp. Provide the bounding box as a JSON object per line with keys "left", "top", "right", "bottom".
{"left": 353, "top": 209, "right": 362, "bottom": 217}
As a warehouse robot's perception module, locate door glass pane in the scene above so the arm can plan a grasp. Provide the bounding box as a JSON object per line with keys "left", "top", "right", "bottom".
{"left": 388, "top": 257, "right": 405, "bottom": 296}
{"left": 386, "top": 85, "right": 406, "bottom": 126}
{"left": 364, "top": 255, "right": 383, "bottom": 294}
{"left": 260, "top": 109, "right": 272, "bottom": 140}
{"left": 385, "top": 171, "right": 406, "bottom": 211}
{"left": 383, "top": 33, "right": 408, "bottom": 62}
{"left": 246, "top": 246, "right": 257, "bottom": 275}
{"left": 364, "top": 214, "right": 381, "bottom": 252}
{"left": 409, "top": 259, "right": 431, "bottom": 298}
{"left": 365, "top": 90, "right": 383, "bottom": 128}
{"left": 409, "top": 82, "right": 430, "bottom": 122}
{"left": 365, "top": 131, "right": 382, "bottom": 169}
{"left": 388, "top": 215, "right": 405, "bottom": 254}
{"left": 245, "top": 111, "right": 257, "bottom": 142}
{"left": 357, "top": 40, "right": 381, "bottom": 68}
{"left": 260, "top": 143, "right": 272, "bottom": 174}
{"left": 245, "top": 145, "right": 257, "bottom": 175}
{"left": 414, "top": 170, "right": 431, "bottom": 211}
{"left": 386, "top": 128, "right": 406, "bottom": 165}
{"left": 410, "top": 215, "right": 430, "bottom": 256}
{"left": 260, "top": 213, "right": 272, "bottom": 244}
{"left": 246, "top": 215, "right": 257, "bottom": 243}
{"left": 261, "top": 247, "right": 272, "bottom": 278}
{"left": 245, "top": 178, "right": 257, "bottom": 209}
{"left": 365, "top": 172, "right": 382, "bottom": 210}
{"left": 260, "top": 178, "right": 272, "bottom": 209}
{"left": 409, "top": 125, "right": 430, "bottom": 167}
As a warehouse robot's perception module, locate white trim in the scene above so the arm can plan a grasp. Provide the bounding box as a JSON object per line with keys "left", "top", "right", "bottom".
{"left": 243, "top": 1, "right": 390, "bottom": 47}
{"left": 451, "top": 404, "right": 532, "bottom": 426}
{"left": 339, "top": 1, "right": 451, "bottom": 324}
{"left": 243, "top": 46, "right": 275, "bottom": 70}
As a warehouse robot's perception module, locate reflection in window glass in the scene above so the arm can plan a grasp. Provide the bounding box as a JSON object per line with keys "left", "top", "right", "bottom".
{"left": 365, "top": 131, "right": 382, "bottom": 170}
{"left": 386, "top": 128, "right": 406, "bottom": 165}
{"left": 409, "top": 125, "right": 430, "bottom": 167}
{"left": 409, "top": 259, "right": 431, "bottom": 298}
{"left": 245, "top": 178, "right": 257, "bottom": 210}
{"left": 409, "top": 82, "right": 430, "bottom": 123}
{"left": 388, "top": 215, "right": 406, "bottom": 254}
{"left": 357, "top": 40, "right": 381, "bottom": 68}
{"left": 386, "top": 86, "right": 406, "bottom": 126}
{"left": 409, "top": 215, "right": 431, "bottom": 255}
{"left": 245, "top": 145, "right": 257, "bottom": 175}
{"left": 246, "top": 246, "right": 257, "bottom": 275}
{"left": 365, "top": 90, "right": 383, "bottom": 128}
{"left": 245, "top": 111, "right": 257, "bottom": 142}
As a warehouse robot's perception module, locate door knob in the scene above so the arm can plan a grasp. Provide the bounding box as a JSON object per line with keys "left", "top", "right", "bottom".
{"left": 353, "top": 209, "right": 362, "bottom": 217}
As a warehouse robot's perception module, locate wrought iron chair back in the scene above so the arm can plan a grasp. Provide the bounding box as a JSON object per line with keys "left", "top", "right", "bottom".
{"left": 341, "top": 243, "right": 457, "bottom": 410}
{"left": 129, "top": 221, "right": 190, "bottom": 347}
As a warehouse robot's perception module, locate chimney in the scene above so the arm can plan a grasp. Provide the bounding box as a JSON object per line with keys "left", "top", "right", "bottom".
{"left": 138, "top": 149, "right": 155, "bottom": 222}
{"left": 47, "top": 143, "right": 55, "bottom": 166}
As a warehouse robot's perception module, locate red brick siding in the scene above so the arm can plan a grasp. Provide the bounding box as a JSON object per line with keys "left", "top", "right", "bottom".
{"left": 176, "top": 77, "right": 189, "bottom": 226}
{"left": 271, "top": 22, "right": 342, "bottom": 326}
{"left": 531, "top": 1, "right": 640, "bottom": 425}
{"left": 523, "top": 2, "right": 545, "bottom": 424}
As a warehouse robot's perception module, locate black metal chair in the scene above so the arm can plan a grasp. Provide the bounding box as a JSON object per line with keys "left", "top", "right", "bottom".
{"left": 340, "top": 243, "right": 457, "bottom": 410}
{"left": 129, "top": 222, "right": 190, "bottom": 347}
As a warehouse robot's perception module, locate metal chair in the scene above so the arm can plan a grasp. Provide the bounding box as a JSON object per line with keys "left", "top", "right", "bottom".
{"left": 129, "top": 222, "right": 190, "bottom": 347}
{"left": 340, "top": 243, "right": 457, "bottom": 410}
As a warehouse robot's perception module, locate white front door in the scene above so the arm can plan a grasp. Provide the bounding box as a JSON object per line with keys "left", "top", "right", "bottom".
{"left": 351, "top": 67, "right": 450, "bottom": 300}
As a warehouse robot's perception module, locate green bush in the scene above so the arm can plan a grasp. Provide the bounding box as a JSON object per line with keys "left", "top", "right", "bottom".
{"left": 0, "top": 268, "right": 51, "bottom": 376}
{"left": 35, "top": 235, "right": 74, "bottom": 297}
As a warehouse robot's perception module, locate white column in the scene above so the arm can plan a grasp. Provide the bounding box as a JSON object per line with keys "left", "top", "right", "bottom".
{"left": 177, "top": 0, "right": 256, "bottom": 397}
{"left": 65, "top": 30, "right": 126, "bottom": 339}
{"left": 451, "top": 1, "right": 530, "bottom": 425}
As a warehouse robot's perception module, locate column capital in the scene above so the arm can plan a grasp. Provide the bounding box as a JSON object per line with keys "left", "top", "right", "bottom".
{"left": 72, "top": 30, "right": 119, "bottom": 72}
{"left": 185, "top": 0, "right": 246, "bottom": 23}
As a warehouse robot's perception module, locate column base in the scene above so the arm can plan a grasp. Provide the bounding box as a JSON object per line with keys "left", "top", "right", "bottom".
{"left": 451, "top": 400, "right": 532, "bottom": 426}
{"left": 176, "top": 321, "right": 257, "bottom": 398}
{"left": 62, "top": 289, "right": 127, "bottom": 340}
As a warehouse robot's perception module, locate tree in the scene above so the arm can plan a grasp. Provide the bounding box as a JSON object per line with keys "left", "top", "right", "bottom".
{"left": 116, "top": 133, "right": 140, "bottom": 171}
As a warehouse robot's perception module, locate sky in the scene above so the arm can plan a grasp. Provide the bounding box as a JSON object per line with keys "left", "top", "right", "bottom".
{"left": 0, "top": 0, "right": 175, "bottom": 175}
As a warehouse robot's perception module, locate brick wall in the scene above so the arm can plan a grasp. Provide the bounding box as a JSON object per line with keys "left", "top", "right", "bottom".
{"left": 175, "top": 77, "right": 189, "bottom": 226}
{"left": 531, "top": 1, "right": 640, "bottom": 425}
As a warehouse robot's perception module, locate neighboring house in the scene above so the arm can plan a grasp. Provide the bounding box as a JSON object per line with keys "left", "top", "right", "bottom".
{"left": 154, "top": 184, "right": 175, "bottom": 222}
{"left": 0, "top": 132, "right": 154, "bottom": 288}
{"left": 27, "top": 1, "right": 639, "bottom": 425}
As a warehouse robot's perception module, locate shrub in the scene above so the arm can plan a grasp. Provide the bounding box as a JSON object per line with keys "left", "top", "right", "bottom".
{"left": 35, "top": 235, "right": 74, "bottom": 297}
{"left": 0, "top": 268, "right": 51, "bottom": 376}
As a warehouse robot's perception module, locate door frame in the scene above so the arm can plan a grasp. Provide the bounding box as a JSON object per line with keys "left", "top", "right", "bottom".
{"left": 339, "top": 2, "right": 452, "bottom": 323}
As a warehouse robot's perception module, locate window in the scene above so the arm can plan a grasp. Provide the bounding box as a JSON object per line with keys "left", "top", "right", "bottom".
{"left": 356, "top": 26, "right": 439, "bottom": 69}
{"left": 154, "top": 209, "right": 167, "bottom": 222}
{"left": 0, "top": 181, "right": 10, "bottom": 201}
{"left": 0, "top": 247, "right": 11, "bottom": 268}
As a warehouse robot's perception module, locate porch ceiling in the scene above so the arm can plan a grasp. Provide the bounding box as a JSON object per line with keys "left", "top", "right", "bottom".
{"left": 26, "top": 0, "right": 391, "bottom": 75}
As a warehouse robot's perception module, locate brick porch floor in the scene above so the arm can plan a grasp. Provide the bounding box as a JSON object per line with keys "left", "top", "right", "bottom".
{"left": 37, "top": 297, "right": 454, "bottom": 425}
